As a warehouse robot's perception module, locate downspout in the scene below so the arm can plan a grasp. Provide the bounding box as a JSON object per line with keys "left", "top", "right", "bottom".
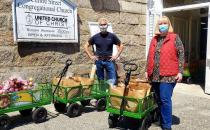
{"left": 146, "top": 0, "right": 163, "bottom": 57}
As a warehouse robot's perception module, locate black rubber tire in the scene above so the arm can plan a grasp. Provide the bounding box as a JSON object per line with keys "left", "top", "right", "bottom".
{"left": 67, "top": 103, "right": 82, "bottom": 117}
{"left": 54, "top": 102, "right": 66, "bottom": 112}
{"left": 81, "top": 99, "right": 91, "bottom": 106}
{"left": 32, "top": 107, "right": 47, "bottom": 123}
{"left": 139, "top": 115, "right": 152, "bottom": 130}
{"left": 152, "top": 108, "right": 161, "bottom": 122}
{"left": 96, "top": 98, "right": 106, "bottom": 111}
{"left": 19, "top": 108, "right": 33, "bottom": 116}
{"left": 186, "top": 77, "right": 192, "bottom": 84}
{"left": 108, "top": 113, "right": 119, "bottom": 128}
{"left": 0, "top": 114, "right": 10, "bottom": 130}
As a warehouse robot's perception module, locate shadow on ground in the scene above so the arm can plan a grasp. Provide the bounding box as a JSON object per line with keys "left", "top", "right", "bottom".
{"left": 172, "top": 115, "right": 180, "bottom": 125}
{"left": 9, "top": 111, "right": 59, "bottom": 129}
{"left": 82, "top": 106, "right": 96, "bottom": 113}
{"left": 109, "top": 115, "right": 180, "bottom": 130}
{"left": 115, "top": 117, "right": 142, "bottom": 130}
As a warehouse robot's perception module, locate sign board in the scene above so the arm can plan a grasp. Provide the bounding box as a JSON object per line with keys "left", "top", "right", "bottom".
{"left": 12, "top": 0, "right": 78, "bottom": 43}
{"left": 88, "top": 22, "right": 118, "bottom": 57}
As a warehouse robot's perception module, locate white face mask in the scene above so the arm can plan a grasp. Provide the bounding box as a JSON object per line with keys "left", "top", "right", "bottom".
{"left": 99, "top": 24, "right": 108, "bottom": 33}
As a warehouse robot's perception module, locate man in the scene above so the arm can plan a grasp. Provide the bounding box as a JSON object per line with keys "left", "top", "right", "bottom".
{"left": 84, "top": 18, "right": 124, "bottom": 86}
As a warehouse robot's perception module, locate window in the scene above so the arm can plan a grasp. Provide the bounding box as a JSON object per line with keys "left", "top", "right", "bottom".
{"left": 163, "top": 0, "right": 210, "bottom": 8}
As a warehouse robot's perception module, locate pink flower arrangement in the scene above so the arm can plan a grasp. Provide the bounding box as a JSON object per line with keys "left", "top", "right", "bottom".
{"left": 0, "top": 76, "right": 34, "bottom": 94}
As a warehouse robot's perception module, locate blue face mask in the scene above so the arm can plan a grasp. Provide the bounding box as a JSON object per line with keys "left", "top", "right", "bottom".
{"left": 159, "top": 24, "right": 169, "bottom": 33}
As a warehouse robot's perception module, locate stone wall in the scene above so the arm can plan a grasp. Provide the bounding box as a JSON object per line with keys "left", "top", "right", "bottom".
{"left": 0, "top": 0, "right": 147, "bottom": 83}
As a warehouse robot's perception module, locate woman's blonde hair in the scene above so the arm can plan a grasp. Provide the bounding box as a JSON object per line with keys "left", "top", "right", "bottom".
{"left": 154, "top": 16, "right": 174, "bottom": 35}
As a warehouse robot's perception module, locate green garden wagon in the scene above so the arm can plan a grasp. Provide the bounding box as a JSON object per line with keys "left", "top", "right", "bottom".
{"left": 52, "top": 59, "right": 109, "bottom": 117}
{"left": 0, "top": 83, "right": 52, "bottom": 130}
{"left": 106, "top": 63, "right": 159, "bottom": 130}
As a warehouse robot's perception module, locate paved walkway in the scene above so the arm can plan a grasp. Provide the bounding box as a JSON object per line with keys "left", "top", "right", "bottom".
{"left": 174, "top": 83, "right": 210, "bottom": 99}
{"left": 9, "top": 83, "right": 210, "bottom": 130}
{"left": 149, "top": 83, "right": 210, "bottom": 130}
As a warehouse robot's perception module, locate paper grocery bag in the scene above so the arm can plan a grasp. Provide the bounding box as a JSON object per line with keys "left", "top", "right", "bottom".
{"left": 125, "top": 100, "right": 138, "bottom": 112}
{"left": 127, "top": 89, "right": 147, "bottom": 99}
{"left": 129, "top": 82, "right": 151, "bottom": 96}
{"left": 110, "top": 86, "right": 126, "bottom": 96}
{"left": 110, "top": 97, "right": 122, "bottom": 109}
{"left": 67, "top": 87, "right": 81, "bottom": 99}
{"left": 137, "top": 83, "right": 151, "bottom": 96}
{"left": 72, "top": 76, "right": 94, "bottom": 86}
{"left": 128, "top": 82, "right": 139, "bottom": 90}
{"left": 52, "top": 77, "right": 63, "bottom": 85}
{"left": 62, "top": 79, "right": 81, "bottom": 87}
{"left": 110, "top": 87, "right": 127, "bottom": 109}
{"left": 126, "top": 89, "right": 147, "bottom": 112}
{"left": 82, "top": 87, "right": 91, "bottom": 96}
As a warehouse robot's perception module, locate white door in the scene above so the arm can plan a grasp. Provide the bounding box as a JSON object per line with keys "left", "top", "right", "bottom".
{"left": 206, "top": 58, "right": 210, "bottom": 94}
{"left": 171, "top": 16, "right": 190, "bottom": 55}
{"left": 168, "top": 14, "right": 200, "bottom": 64}
{"left": 205, "top": 6, "right": 210, "bottom": 94}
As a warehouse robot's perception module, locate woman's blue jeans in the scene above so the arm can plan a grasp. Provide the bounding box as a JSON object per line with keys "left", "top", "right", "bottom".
{"left": 152, "top": 82, "right": 176, "bottom": 129}
{"left": 95, "top": 60, "right": 117, "bottom": 85}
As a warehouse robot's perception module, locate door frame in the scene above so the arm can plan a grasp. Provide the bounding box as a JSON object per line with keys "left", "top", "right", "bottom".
{"left": 147, "top": 1, "right": 210, "bottom": 94}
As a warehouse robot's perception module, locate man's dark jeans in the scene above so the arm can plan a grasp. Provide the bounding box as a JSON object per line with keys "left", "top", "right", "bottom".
{"left": 95, "top": 60, "right": 116, "bottom": 86}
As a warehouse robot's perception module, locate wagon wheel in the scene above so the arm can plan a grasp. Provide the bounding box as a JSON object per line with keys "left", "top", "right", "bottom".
{"left": 108, "top": 113, "right": 119, "bottom": 128}
{"left": 67, "top": 103, "right": 82, "bottom": 117}
{"left": 0, "top": 114, "right": 10, "bottom": 130}
{"left": 186, "top": 77, "right": 192, "bottom": 84}
{"left": 32, "top": 107, "right": 47, "bottom": 123}
{"left": 152, "top": 108, "right": 161, "bottom": 123}
{"left": 19, "top": 108, "right": 33, "bottom": 116}
{"left": 81, "top": 99, "right": 91, "bottom": 106}
{"left": 96, "top": 98, "right": 106, "bottom": 111}
{"left": 54, "top": 102, "right": 66, "bottom": 112}
{"left": 139, "top": 115, "right": 152, "bottom": 130}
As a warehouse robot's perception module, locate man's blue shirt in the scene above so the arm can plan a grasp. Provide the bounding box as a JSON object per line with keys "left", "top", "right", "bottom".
{"left": 88, "top": 32, "right": 121, "bottom": 56}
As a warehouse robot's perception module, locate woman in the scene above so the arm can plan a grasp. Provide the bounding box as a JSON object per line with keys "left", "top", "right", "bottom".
{"left": 145, "top": 16, "right": 184, "bottom": 130}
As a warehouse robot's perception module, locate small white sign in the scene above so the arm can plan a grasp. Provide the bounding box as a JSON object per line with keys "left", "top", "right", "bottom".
{"left": 88, "top": 22, "right": 118, "bottom": 57}
{"left": 12, "top": 0, "right": 78, "bottom": 43}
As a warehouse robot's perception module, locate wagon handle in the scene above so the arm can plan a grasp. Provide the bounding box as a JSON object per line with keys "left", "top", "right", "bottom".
{"left": 65, "top": 59, "right": 72, "bottom": 66}
{"left": 53, "top": 59, "right": 72, "bottom": 103}
{"left": 123, "top": 63, "right": 138, "bottom": 72}
{"left": 119, "top": 63, "right": 138, "bottom": 118}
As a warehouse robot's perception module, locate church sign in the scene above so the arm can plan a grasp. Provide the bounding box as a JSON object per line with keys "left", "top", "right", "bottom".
{"left": 12, "top": 0, "right": 78, "bottom": 43}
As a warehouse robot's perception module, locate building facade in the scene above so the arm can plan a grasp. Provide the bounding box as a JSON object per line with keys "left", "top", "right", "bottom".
{"left": 1, "top": 0, "right": 210, "bottom": 94}
{"left": 0, "top": 0, "right": 147, "bottom": 82}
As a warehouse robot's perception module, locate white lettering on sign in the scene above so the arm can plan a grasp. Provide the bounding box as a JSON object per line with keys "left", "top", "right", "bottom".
{"left": 12, "top": 0, "right": 78, "bottom": 43}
